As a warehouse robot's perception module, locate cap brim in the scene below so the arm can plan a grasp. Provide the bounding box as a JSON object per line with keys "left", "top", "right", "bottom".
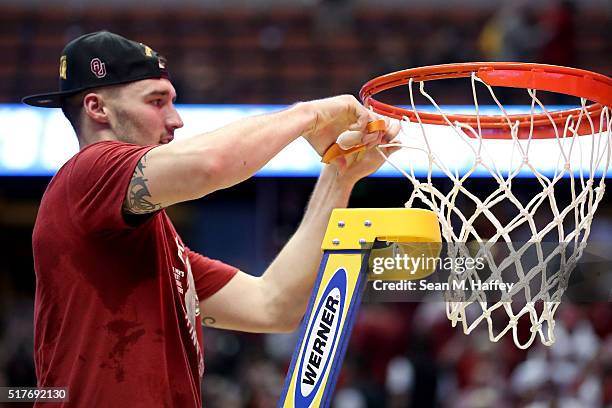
{"left": 21, "top": 90, "right": 78, "bottom": 108}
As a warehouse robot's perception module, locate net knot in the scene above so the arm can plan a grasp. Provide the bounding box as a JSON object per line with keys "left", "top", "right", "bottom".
{"left": 522, "top": 156, "right": 529, "bottom": 164}
{"left": 530, "top": 322, "right": 542, "bottom": 333}
{"left": 564, "top": 162, "right": 571, "bottom": 170}
{"left": 585, "top": 179, "right": 594, "bottom": 188}
{"left": 554, "top": 216, "right": 564, "bottom": 226}
{"left": 474, "top": 155, "right": 482, "bottom": 165}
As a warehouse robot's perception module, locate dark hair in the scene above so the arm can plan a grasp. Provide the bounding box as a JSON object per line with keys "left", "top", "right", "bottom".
{"left": 61, "top": 93, "right": 85, "bottom": 135}
{"left": 60, "top": 86, "right": 119, "bottom": 135}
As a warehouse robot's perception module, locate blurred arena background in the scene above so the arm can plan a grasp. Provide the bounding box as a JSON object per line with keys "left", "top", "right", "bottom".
{"left": 0, "top": 0, "right": 611, "bottom": 407}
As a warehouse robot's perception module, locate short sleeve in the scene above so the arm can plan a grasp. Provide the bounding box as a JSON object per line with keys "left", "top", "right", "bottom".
{"left": 188, "top": 249, "right": 239, "bottom": 301}
{"left": 67, "top": 141, "right": 157, "bottom": 233}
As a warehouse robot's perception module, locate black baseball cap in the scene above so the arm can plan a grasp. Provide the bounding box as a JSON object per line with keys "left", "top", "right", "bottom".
{"left": 22, "top": 30, "right": 169, "bottom": 108}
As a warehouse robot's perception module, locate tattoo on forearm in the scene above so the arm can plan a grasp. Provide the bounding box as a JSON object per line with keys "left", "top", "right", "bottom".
{"left": 202, "top": 316, "right": 216, "bottom": 326}
{"left": 124, "top": 153, "right": 162, "bottom": 214}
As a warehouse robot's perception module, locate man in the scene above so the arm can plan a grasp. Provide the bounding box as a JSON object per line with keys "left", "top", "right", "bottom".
{"left": 23, "top": 31, "right": 399, "bottom": 407}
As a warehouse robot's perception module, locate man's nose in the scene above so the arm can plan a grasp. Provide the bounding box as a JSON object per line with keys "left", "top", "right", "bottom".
{"left": 167, "top": 106, "right": 184, "bottom": 130}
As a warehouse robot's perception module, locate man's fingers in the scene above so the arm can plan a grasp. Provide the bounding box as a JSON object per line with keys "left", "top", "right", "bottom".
{"left": 337, "top": 116, "right": 400, "bottom": 151}
{"left": 348, "top": 104, "right": 371, "bottom": 131}
{"left": 348, "top": 116, "right": 368, "bottom": 132}
{"left": 383, "top": 121, "right": 401, "bottom": 142}
{"left": 349, "top": 107, "right": 382, "bottom": 131}
{"left": 365, "top": 131, "right": 383, "bottom": 148}
{"left": 337, "top": 130, "right": 364, "bottom": 149}
{"left": 336, "top": 129, "right": 378, "bottom": 150}
{"left": 383, "top": 145, "right": 402, "bottom": 155}
{"left": 377, "top": 136, "right": 402, "bottom": 157}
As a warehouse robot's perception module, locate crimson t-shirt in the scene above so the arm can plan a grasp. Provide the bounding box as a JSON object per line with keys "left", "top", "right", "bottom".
{"left": 32, "top": 141, "right": 238, "bottom": 407}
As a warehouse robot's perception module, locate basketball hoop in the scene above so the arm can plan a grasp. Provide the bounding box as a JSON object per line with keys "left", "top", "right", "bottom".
{"left": 361, "top": 62, "right": 611, "bottom": 139}
{"left": 326, "top": 62, "right": 612, "bottom": 349}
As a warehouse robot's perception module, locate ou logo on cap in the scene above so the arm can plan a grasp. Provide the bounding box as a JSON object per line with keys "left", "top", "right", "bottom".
{"left": 90, "top": 58, "right": 106, "bottom": 78}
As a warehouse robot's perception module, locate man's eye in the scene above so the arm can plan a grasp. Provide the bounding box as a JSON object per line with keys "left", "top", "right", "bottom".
{"left": 151, "top": 99, "right": 163, "bottom": 106}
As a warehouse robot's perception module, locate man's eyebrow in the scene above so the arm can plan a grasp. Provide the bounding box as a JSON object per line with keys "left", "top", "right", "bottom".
{"left": 145, "top": 90, "right": 177, "bottom": 102}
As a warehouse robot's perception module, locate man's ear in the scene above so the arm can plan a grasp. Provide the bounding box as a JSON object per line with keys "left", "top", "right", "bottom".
{"left": 83, "top": 92, "right": 110, "bottom": 124}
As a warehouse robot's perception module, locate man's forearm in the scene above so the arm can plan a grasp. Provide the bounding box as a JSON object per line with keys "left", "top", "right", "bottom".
{"left": 261, "top": 166, "right": 355, "bottom": 328}
{"left": 178, "top": 102, "right": 315, "bottom": 193}
{"left": 140, "top": 95, "right": 382, "bottom": 210}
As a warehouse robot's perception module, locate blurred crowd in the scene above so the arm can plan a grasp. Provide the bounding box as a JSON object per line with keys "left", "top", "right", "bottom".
{"left": 0, "top": 0, "right": 609, "bottom": 105}
{"left": 129, "top": 295, "right": 593, "bottom": 408}
{"left": 1, "top": 0, "right": 611, "bottom": 407}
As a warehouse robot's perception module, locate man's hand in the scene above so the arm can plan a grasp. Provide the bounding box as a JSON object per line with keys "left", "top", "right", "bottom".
{"left": 300, "top": 95, "right": 381, "bottom": 155}
{"left": 329, "top": 120, "right": 402, "bottom": 185}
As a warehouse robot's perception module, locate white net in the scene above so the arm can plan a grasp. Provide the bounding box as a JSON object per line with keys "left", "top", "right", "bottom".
{"left": 376, "top": 73, "right": 612, "bottom": 348}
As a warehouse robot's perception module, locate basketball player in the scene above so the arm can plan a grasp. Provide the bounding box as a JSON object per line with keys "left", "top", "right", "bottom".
{"left": 22, "top": 31, "right": 400, "bottom": 407}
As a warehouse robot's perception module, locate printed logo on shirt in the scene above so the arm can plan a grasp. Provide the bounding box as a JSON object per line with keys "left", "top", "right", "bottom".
{"left": 175, "top": 236, "right": 204, "bottom": 377}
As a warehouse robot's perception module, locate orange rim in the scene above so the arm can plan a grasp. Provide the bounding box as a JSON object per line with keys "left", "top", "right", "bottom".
{"left": 359, "top": 62, "right": 612, "bottom": 139}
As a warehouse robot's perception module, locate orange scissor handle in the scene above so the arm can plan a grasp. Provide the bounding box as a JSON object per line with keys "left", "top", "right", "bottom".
{"left": 321, "top": 119, "right": 386, "bottom": 164}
